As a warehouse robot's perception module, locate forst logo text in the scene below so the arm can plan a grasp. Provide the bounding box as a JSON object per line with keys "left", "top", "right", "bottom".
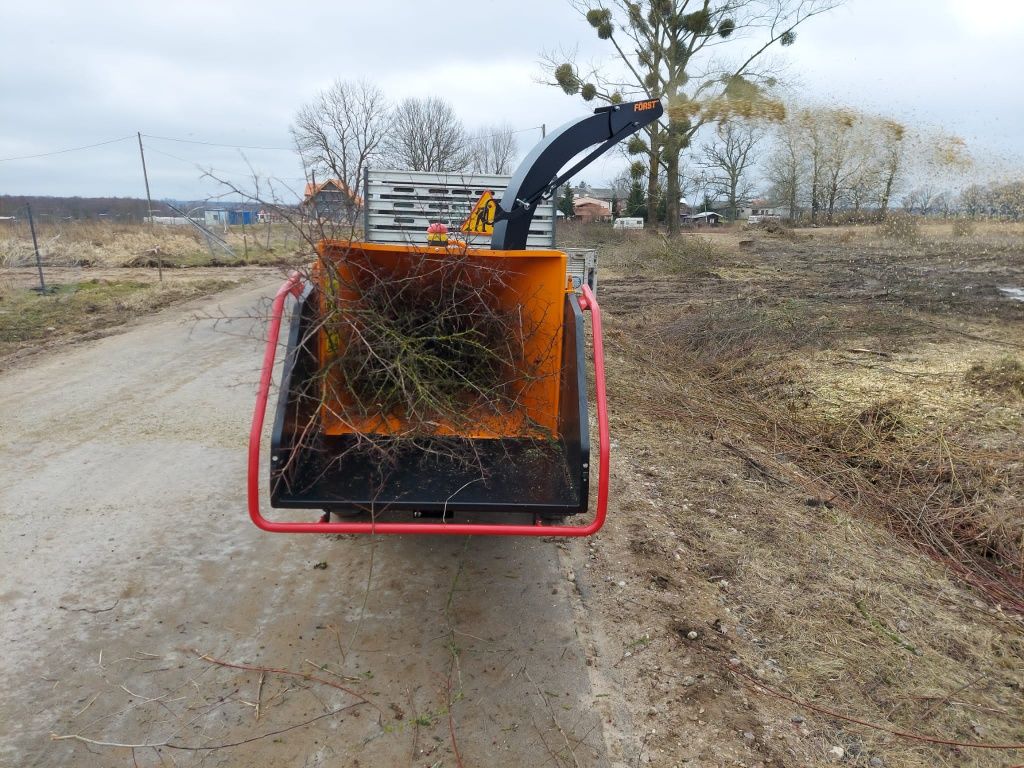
{"left": 634, "top": 100, "right": 659, "bottom": 111}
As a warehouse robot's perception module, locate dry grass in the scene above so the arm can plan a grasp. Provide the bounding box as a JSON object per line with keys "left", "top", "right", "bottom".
{"left": 648, "top": 297, "right": 1024, "bottom": 608}
{"left": 658, "top": 297, "right": 834, "bottom": 364}
{"left": 588, "top": 220, "right": 1024, "bottom": 765}
{"left": 966, "top": 355, "right": 1024, "bottom": 399}
{"left": 0, "top": 220, "right": 301, "bottom": 268}
{"left": 596, "top": 319, "right": 1024, "bottom": 768}
{"left": 599, "top": 315, "right": 1024, "bottom": 767}
{"left": 0, "top": 275, "right": 240, "bottom": 361}
{"left": 559, "top": 220, "right": 725, "bottom": 277}
{"left": 628, "top": 232, "right": 723, "bottom": 275}
{"left": 878, "top": 212, "right": 922, "bottom": 242}
{"left": 952, "top": 218, "right": 977, "bottom": 238}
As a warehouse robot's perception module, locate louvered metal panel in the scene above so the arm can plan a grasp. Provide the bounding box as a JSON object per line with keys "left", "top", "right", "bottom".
{"left": 565, "top": 248, "right": 598, "bottom": 296}
{"left": 364, "top": 169, "right": 556, "bottom": 248}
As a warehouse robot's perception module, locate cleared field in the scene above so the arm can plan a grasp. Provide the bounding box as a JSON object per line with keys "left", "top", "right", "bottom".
{"left": 559, "top": 219, "right": 1024, "bottom": 767}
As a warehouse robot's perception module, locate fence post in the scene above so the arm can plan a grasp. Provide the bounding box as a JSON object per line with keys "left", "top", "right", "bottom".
{"left": 25, "top": 203, "right": 46, "bottom": 293}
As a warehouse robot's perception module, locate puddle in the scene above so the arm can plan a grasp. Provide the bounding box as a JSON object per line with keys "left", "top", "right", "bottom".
{"left": 997, "top": 287, "right": 1024, "bottom": 302}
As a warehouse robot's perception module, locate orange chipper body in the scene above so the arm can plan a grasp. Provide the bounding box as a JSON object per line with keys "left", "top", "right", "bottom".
{"left": 314, "top": 239, "right": 570, "bottom": 441}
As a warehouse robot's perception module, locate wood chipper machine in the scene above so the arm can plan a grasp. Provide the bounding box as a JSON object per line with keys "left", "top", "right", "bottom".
{"left": 248, "top": 99, "right": 663, "bottom": 535}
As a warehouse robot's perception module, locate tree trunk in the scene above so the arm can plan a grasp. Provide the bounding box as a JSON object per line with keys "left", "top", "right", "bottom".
{"left": 646, "top": 125, "right": 660, "bottom": 226}
{"left": 666, "top": 143, "right": 681, "bottom": 236}
{"left": 810, "top": 173, "right": 819, "bottom": 223}
{"left": 729, "top": 171, "right": 739, "bottom": 222}
{"left": 879, "top": 168, "right": 895, "bottom": 215}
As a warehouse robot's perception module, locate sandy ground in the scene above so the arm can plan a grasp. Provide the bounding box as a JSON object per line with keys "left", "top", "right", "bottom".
{"left": 0, "top": 281, "right": 614, "bottom": 768}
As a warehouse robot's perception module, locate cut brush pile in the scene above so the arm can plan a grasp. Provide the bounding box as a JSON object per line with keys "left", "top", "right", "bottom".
{"left": 306, "top": 250, "right": 556, "bottom": 468}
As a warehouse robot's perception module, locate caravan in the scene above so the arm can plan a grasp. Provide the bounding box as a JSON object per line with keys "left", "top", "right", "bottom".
{"left": 612, "top": 217, "right": 644, "bottom": 230}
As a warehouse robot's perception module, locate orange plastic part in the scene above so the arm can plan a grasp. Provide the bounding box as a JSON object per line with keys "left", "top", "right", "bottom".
{"left": 314, "top": 240, "right": 570, "bottom": 440}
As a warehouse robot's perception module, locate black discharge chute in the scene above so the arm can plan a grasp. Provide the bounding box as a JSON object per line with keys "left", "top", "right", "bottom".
{"left": 490, "top": 99, "right": 664, "bottom": 250}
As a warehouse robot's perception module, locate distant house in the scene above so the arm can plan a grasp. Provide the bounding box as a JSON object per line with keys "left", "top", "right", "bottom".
{"left": 581, "top": 186, "right": 614, "bottom": 201}
{"left": 573, "top": 196, "right": 613, "bottom": 223}
{"left": 739, "top": 199, "right": 790, "bottom": 221}
{"left": 574, "top": 184, "right": 624, "bottom": 214}
{"left": 681, "top": 211, "right": 722, "bottom": 227}
{"left": 204, "top": 209, "right": 256, "bottom": 227}
{"left": 303, "top": 179, "right": 362, "bottom": 222}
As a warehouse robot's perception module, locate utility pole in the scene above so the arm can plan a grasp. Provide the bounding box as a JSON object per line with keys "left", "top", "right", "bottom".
{"left": 541, "top": 123, "right": 546, "bottom": 139}
{"left": 25, "top": 203, "right": 46, "bottom": 293}
{"left": 137, "top": 131, "right": 163, "bottom": 282}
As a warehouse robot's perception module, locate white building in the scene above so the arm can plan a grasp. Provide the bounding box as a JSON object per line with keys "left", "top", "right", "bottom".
{"left": 738, "top": 199, "right": 791, "bottom": 221}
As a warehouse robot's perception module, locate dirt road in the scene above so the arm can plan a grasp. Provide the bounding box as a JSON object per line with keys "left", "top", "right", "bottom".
{"left": 0, "top": 282, "right": 611, "bottom": 767}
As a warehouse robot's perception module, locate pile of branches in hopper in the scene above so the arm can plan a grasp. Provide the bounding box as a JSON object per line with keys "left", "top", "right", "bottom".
{"left": 307, "top": 251, "right": 555, "bottom": 465}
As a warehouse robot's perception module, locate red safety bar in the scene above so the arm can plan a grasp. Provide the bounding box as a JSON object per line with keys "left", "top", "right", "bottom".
{"left": 247, "top": 273, "right": 609, "bottom": 536}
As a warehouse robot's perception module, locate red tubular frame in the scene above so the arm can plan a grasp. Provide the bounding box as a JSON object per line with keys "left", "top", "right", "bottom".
{"left": 247, "top": 273, "right": 609, "bottom": 536}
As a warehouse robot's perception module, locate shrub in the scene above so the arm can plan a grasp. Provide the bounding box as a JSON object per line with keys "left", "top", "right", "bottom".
{"left": 965, "top": 356, "right": 1024, "bottom": 399}
{"left": 951, "top": 218, "right": 975, "bottom": 238}
{"left": 610, "top": 233, "right": 722, "bottom": 275}
{"left": 878, "top": 212, "right": 921, "bottom": 242}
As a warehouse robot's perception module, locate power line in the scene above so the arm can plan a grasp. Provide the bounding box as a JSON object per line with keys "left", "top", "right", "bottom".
{"left": 142, "top": 145, "right": 207, "bottom": 166}
{"left": 146, "top": 126, "right": 544, "bottom": 150}
{"left": 0, "top": 124, "right": 546, "bottom": 165}
{"left": 143, "top": 144, "right": 308, "bottom": 183}
{"left": 506, "top": 125, "right": 545, "bottom": 136}
{"left": 141, "top": 134, "right": 295, "bottom": 151}
{"left": 0, "top": 134, "right": 135, "bottom": 162}
{"left": 473, "top": 125, "right": 545, "bottom": 140}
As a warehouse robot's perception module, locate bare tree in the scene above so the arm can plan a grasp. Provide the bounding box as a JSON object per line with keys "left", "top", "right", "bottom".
{"left": 468, "top": 123, "right": 519, "bottom": 175}
{"left": 877, "top": 118, "right": 906, "bottom": 215}
{"left": 804, "top": 108, "right": 895, "bottom": 220}
{"left": 701, "top": 120, "right": 763, "bottom": 221}
{"left": 990, "top": 181, "right": 1024, "bottom": 218}
{"left": 902, "top": 185, "right": 935, "bottom": 215}
{"left": 763, "top": 112, "right": 805, "bottom": 220}
{"left": 798, "top": 108, "right": 828, "bottom": 222}
{"left": 610, "top": 168, "right": 633, "bottom": 201}
{"left": 386, "top": 97, "right": 469, "bottom": 172}
{"left": 820, "top": 109, "right": 860, "bottom": 220}
{"left": 763, "top": 105, "right": 919, "bottom": 221}
{"left": 845, "top": 157, "right": 880, "bottom": 215}
{"left": 959, "top": 183, "right": 988, "bottom": 218}
{"left": 291, "top": 78, "right": 390, "bottom": 199}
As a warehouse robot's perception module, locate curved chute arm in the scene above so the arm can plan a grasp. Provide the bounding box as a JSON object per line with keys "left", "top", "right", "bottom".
{"left": 490, "top": 99, "right": 664, "bottom": 250}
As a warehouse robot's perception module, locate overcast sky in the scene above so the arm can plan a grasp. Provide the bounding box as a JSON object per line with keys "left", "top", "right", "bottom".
{"left": 1, "top": 0, "right": 1022, "bottom": 201}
